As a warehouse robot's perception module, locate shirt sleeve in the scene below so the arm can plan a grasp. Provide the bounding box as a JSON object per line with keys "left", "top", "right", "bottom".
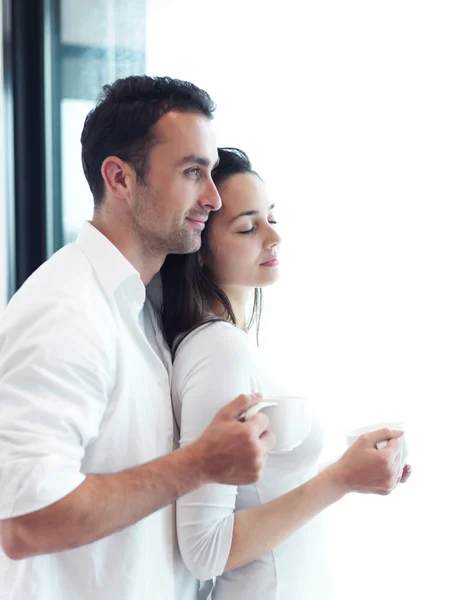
{"left": 0, "top": 294, "right": 114, "bottom": 519}
{"left": 172, "top": 322, "right": 263, "bottom": 581}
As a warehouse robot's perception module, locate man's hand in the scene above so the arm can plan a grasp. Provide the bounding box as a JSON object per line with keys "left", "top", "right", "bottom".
{"left": 191, "top": 393, "right": 275, "bottom": 486}
{"left": 0, "top": 394, "right": 274, "bottom": 560}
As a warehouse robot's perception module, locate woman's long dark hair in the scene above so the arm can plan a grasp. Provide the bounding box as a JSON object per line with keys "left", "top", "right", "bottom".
{"left": 160, "top": 147, "right": 263, "bottom": 356}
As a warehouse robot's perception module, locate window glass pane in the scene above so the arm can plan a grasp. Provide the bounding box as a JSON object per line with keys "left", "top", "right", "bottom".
{"left": 59, "top": 0, "right": 146, "bottom": 243}
{"left": 0, "top": 7, "right": 7, "bottom": 308}
{"left": 61, "top": 99, "right": 93, "bottom": 242}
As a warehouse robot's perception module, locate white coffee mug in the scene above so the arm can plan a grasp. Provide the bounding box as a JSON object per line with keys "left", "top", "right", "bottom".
{"left": 244, "top": 396, "right": 312, "bottom": 452}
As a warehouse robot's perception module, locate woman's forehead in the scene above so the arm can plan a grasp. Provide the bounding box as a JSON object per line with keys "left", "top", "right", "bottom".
{"left": 219, "top": 173, "right": 272, "bottom": 215}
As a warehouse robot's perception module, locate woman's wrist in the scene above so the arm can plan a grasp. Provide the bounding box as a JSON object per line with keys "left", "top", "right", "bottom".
{"left": 316, "top": 461, "right": 352, "bottom": 500}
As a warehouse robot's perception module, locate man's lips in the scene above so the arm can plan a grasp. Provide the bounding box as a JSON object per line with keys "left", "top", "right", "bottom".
{"left": 186, "top": 216, "right": 207, "bottom": 229}
{"left": 186, "top": 217, "right": 207, "bottom": 224}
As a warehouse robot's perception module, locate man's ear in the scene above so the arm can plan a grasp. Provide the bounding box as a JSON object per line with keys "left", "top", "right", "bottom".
{"left": 101, "top": 156, "right": 135, "bottom": 200}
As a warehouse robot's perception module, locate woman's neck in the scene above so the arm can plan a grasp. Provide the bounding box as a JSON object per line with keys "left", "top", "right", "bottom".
{"left": 210, "top": 286, "right": 251, "bottom": 332}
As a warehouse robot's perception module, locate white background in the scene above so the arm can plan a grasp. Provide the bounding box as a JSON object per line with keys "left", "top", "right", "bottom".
{"left": 19, "top": 0, "right": 450, "bottom": 597}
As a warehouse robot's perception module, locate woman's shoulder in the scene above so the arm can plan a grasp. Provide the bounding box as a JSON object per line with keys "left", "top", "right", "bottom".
{"left": 175, "top": 320, "right": 254, "bottom": 357}
{"left": 171, "top": 320, "right": 264, "bottom": 412}
{"left": 172, "top": 321, "right": 260, "bottom": 381}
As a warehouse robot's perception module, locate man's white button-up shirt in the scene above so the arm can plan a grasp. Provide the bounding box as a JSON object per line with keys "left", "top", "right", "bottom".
{"left": 0, "top": 222, "right": 197, "bottom": 599}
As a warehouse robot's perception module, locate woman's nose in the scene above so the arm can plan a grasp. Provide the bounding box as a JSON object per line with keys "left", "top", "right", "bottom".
{"left": 267, "top": 227, "right": 282, "bottom": 249}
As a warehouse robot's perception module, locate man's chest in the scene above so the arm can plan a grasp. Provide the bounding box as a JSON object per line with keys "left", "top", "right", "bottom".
{"left": 82, "top": 313, "right": 174, "bottom": 473}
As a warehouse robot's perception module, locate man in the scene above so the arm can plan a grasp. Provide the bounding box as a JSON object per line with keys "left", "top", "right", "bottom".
{"left": 0, "top": 76, "right": 274, "bottom": 599}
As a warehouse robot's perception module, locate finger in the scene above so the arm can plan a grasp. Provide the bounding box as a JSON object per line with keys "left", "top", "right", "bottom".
{"left": 364, "top": 428, "right": 405, "bottom": 444}
{"left": 385, "top": 437, "right": 402, "bottom": 452}
{"left": 375, "top": 436, "right": 401, "bottom": 456}
{"left": 383, "top": 438, "right": 403, "bottom": 462}
{"left": 400, "top": 464, "right": 412, "bottom": 484}
{"left": 223, "top": 393, "right": 263, "bottom": 419}
{"left": 364, "top": 434, "right": 402, "bottom": 459}
{"left": 259, "top": 429, "right": 276, "bottom": 451}
{"left": 248, "top": 411, "right": 270, "bottom": 436}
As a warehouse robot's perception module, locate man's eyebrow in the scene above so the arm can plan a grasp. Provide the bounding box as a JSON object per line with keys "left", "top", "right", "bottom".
{"left": 177, "top": 154, "right": 219, "bottom": 168}
{"left": 230, "top": 203, "right": 276, "bottom": 223}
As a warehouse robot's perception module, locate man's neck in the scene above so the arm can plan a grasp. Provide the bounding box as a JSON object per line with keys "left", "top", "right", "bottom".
{"left": 90, "top": 217, "right": 165, "bottom": 286}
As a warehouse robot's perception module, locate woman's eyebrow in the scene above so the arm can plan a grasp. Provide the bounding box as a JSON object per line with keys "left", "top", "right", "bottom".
{"left": 229, "top": 203, "right": 275, "bottom": 223}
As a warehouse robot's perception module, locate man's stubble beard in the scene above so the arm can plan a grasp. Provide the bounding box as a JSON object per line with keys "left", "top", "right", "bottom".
{"left": 131, "top": 189, "right": 201, "bottom": 257}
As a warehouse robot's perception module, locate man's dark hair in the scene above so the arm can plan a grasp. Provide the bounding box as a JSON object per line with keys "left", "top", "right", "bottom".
{"left": 80, "top": 75, "right": 216, "bottom": 206}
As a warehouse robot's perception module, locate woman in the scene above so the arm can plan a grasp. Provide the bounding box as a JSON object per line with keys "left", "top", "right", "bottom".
{"left": 160, "top": 148, "right": 410, "bottom": 599}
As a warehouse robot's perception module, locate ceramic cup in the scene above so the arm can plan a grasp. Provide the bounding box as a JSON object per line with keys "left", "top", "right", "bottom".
{"left": 244, "top": 396, "right": 312, "bottom": 452}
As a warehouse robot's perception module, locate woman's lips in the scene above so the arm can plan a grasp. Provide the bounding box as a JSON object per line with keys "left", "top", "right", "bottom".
{"left": 260, "top": 258, "right": 279, "bottom": 267}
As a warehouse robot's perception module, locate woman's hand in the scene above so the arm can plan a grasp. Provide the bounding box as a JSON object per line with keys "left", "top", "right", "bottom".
{"left": 327, "top": 428, "right": 407, "bottom": 496}
{"left": 398, "top": 463, "right": 412, "bottom": 484}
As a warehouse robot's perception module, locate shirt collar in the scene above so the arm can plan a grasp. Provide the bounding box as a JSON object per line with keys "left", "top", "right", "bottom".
{"left": 75, "top": 221, "right": 145, "bottom": 307}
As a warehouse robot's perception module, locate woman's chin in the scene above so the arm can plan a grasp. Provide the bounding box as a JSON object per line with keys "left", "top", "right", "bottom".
{"left": 257, "top": 269, "right": 281, "bottom": 287}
